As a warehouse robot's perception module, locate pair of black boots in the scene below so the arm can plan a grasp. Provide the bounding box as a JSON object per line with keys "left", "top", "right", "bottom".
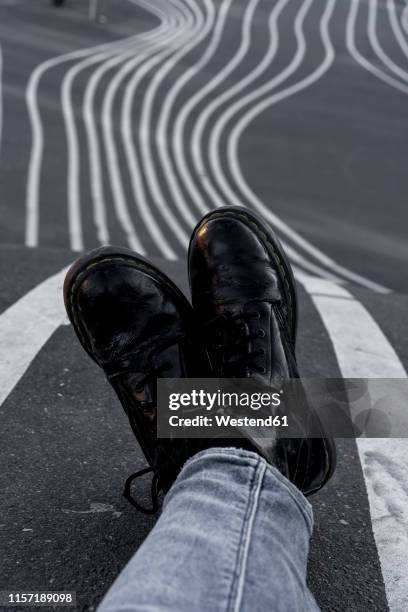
{"left": 64, "top": 207, "right": 335, "bottom": 513}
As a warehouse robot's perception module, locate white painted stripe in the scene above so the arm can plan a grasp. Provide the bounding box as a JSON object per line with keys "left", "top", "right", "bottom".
{"left": 300, "top": 277, "right": 404, "bottom": 377}
{"left": 101, "top": 27, "right": 177, "bottom": 253}
{"left": 174, "top": 0, "right": 346, "bottom": 285}
{"left": 192, "top": 0, "right": 289, "bottom": 212}
{"left": 102, "top": 2, "right": 186, "bottom": 260}
{"left": 284, "top": 243, "right": 344, "bottom": 284}
{"left": 388, "top": 0, "right": 408, "bottom": 62}
{"left": 82, "top": 0, "right": 173, "bottom": 247}
{"left": 138, "top": 0, "right": 213, "bottom": 250}
{"left": 121, "top": 0, "right": 197, "bottom": 259}
{"left": 0, "top": 268, "right": 69, "bottom": 407}
{"left": 346, "top": 0, "right": 408, "bottom": 95}
{"left": 403, "top": 1, "right": 408, "bottom": 34}
{"left": 299, "top": 275, "right": 407, "bottom": 611}
{"left": 222, "top": 0, "right": 388, "bottom": 294}
{"left": 156, "top": 0, "right": 238, "bottom": 224}
{"left": 24, "top": 1, "right": 143, "bottom": 249}
{"left": 368, "top": 0, "right": 408, "bottom": 84}
{"left": 84, "top": 1, "right": 176, "bottom": 251}
{"left": 62, "top": 49, "right": 123, "bottom": 252}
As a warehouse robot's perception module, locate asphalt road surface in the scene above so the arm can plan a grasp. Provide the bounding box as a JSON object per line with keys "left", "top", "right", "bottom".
{"left": 0, "top": 1, "right": 407, "bottom": 611}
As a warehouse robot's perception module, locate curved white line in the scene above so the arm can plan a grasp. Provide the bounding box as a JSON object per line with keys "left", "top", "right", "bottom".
{"left": 403, "top": 2, "right": 408, "bottom": 35}
{"left": 298, "top": 275, "right": 407, "bottom": 612}
{"left": 387, "top": 0, "right": 408, "bottom": 62}
{"left": 174, "top": 0, "right": 346, "bottom": 285}
{"left": 175, "top": 0, "right": 345, "bottom": 285}
{"left": 346, "top": 0, "right": 408, "bottom": 95}
{"left": 63, "top": 46, "right": 134, "bottom": 251}
{"left": 24, "top": 3, "right": 146, "bottom": 249}
{"left": 188, "top": 0, "right": 288, "bottom": 214}
{"left": 209, "top": 0, "right": 347, "bottom": 284}
{"left": 59, "top": 0, "right": 185, "bottom": 253}
{"left": 0, "top": 266, "right": 69, "bottom": 407}
{"left": 83, "top": 1, "right": 175, "bottom": 247}
{"left": 101, "top": 10, "right": 185, "bottom": 254}
{"left": 138, "top": 0, "right": 214, "bottom": 250}
{"left": 368, "top": 0, "right": 408, "bottom": 84}
{"left": 121, "top": 0, "right": 201, "bottom": 258}
{"left": 157, "top": 0, "right": 235, "bottom": 223}
{"left": 217, "top": 0, "right": 389, "bottom": 293}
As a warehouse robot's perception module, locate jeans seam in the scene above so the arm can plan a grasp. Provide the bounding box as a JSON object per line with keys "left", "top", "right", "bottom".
{"left": 226, "top": 459, "right": 266, "bottom": 612}
{"left": 266, "top": 465, "right": 313, "bottom": 532}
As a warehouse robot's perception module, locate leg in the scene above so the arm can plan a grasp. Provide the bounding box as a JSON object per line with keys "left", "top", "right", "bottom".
{"left": 98, "top": 448, "right": 319, "bottom": 612}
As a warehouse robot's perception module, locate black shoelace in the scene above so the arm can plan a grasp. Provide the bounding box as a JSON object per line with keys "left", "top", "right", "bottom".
{"left": 106, "top": 335, "right": 188, "bottom": 514}
{"left": 123, "top": 466, "right": 160, "bottom": 514}
{"left": 204, "top": 311, "right": 266, "bottom": 375}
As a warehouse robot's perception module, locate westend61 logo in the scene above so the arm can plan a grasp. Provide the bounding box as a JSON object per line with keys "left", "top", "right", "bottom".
{"left": 168, "top": 389, "right": 282, "bottom": 412}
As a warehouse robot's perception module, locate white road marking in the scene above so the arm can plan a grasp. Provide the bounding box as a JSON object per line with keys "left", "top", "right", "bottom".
{"left": 82, "top": 13, "right": 169, "bottom": 246}
{"left": 368, "top": 0, "right": 408, "bottom": 84}
{"left": 190, "top": 0, "right": 289, "bottom": 213}
{"left": 0, "top": 267, "right": 68, "bottom": 407}
{"left": 221, "top": 0, "right": 388, "bottom": 293}
{"left": 84, "top": 1, "right": 175, "bottom": 251}
{"left": 299, "top": 274, "right": 408, "bottom": 612}
{"left": 346, "top": 0, "right": 408, "bottom": 95}
{"left": 120, "top": 1, "right": 196, "bottom": 259}
{"left": 62, "top": 48, "right": 127, "bottom": 251}
{"left": 61, "top": 1, "right": 171, "bottom": 253}
{"left": 402, "top": 1, "right": 408, "bottom": 34}
{"left": 388, "top": 0, "right": 408, "bottom": 63}
{"left": 24, "top": 8, "right": 142, "bottom": 250}
{"left": 138, "top": 0, "right": 214, "bottom": 250}
{"left": 157, "top": 0, "right": 235, "bottom": 224}
{"left": 101, "top": 0, "right": 188, "bottom": 256}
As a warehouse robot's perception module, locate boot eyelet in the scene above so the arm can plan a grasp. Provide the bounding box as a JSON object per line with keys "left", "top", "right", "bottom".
{"left": 253, "top": 312, "right": 261, "bottom": 320}
{"left": 258, "top": 348, "right": 265, "bottom": 355}
{"left": 258, "top": 329, "right": 265, "bottom": 338}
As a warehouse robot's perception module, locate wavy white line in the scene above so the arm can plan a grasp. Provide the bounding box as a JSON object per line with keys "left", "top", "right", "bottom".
{"left": 216, "top": 0, "right": 389, "bottom": 292}
{"left": 403, "top": 1, "right": 408, "bottom": 35}
{"left": 120, "top": 0, "right": 201, "bottom": 258}
{"left": 25, "top": 0, "right": 163, "bottom": 250}
{"left": 25, "top": 29, "right": 135, "bottom": 249}
{"left": 137, "top": 0, "right": 214, "bottom": 251}
{"left": 83, "top": 0, "right": 178, "bottom": 248}
{"left": 189, "top": 0, "right": 288, "bottom": 214}
{"left": 346, "top": 0, "right": 408, "bottom": 96}
{"left": 102, "top": 12, "right": 185, "bottom": 254}
{"left": 157, "top": 0, "right": 235, "bottom": 224}
{"left": 388, "top": 0, "right": 408, "bottom": 62}
{"left": 368, "top": 0, "right": 408, "bottom": 85}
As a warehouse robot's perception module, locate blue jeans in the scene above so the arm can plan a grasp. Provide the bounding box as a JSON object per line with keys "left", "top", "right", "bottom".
{"left": 98, "top": 448, "right": 319, "bottom": 612}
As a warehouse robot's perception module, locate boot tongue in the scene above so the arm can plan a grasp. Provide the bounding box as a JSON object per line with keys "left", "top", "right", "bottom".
{"left": 214, "top": 303, "right": 260, "bottom": 378}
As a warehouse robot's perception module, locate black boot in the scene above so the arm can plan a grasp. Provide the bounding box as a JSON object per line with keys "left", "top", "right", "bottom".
{"left": 188, "top": 207, "right": 336, "bottom": 495}
{"left": 64, "top": 246, "right": 211, "bottom": 512}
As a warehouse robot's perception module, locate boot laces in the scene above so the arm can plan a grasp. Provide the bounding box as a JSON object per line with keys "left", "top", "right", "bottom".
{"left": 205, "top": 311, "right": 266, "bottom": 375}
